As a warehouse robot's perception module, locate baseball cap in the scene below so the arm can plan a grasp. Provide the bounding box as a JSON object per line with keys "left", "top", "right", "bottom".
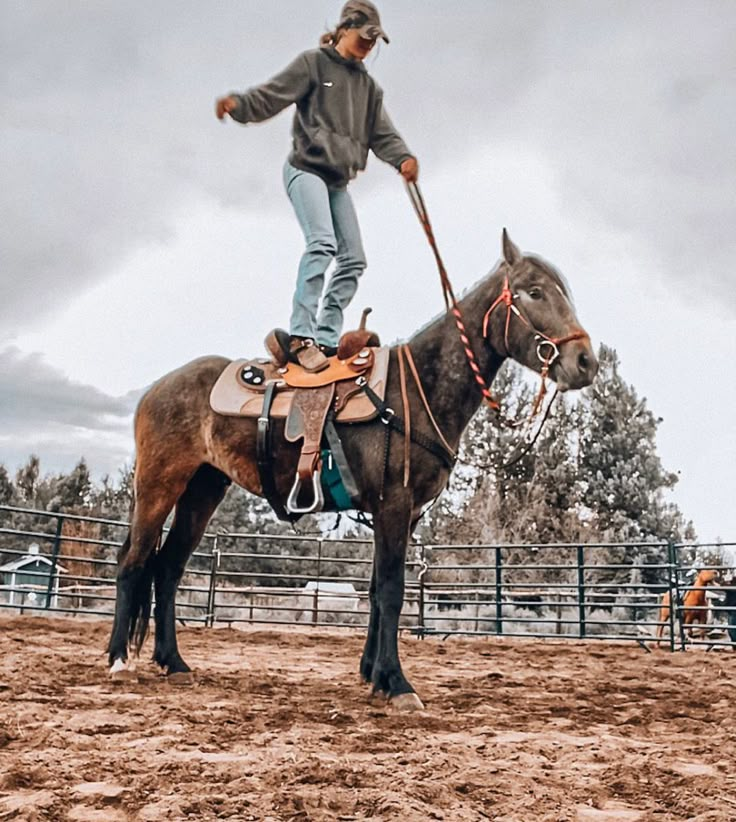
{"left": 339, "top": 0, "right": 390, "bottom": 44}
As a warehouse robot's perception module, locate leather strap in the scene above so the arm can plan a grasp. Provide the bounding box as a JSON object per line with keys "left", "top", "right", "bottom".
{"left": 401, "top": 344, "right": 456, "bottom": 458}
{"left": 361, "top": 383, "right": 455, "bottom": 471}
{"left": 256, "top": 381, "right": 296, "bottom": 522}
{"left": 398, "top": 346, "right": 411, "bottom": 487}
{"left": 285, "top": 383, "right": 335, "bottom": 510}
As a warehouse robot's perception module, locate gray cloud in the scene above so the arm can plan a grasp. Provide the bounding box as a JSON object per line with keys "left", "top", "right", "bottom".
{"left": 0, "top": 347, "right": 139, "bottom": 430}
{"left": 2, "top": 1, "right": 734, "bottom": 338}
{"left": 0, "top": 346, "right": 140, "bottom": 475}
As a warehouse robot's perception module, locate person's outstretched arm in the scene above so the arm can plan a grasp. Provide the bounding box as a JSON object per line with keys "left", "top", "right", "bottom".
{"left": 216, "top": 53, "right": 312, "bottom": 124}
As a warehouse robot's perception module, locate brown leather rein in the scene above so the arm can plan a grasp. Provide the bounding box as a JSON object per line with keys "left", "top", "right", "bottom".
{"left": 405, "top": 181, "right": 586, "bottom": 426}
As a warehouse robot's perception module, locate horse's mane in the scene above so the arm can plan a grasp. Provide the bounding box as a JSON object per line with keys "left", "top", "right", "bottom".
{"left": 404, "top": 251, "right": 575, "bottom": 344}
{"left": 404, "top": 260, "right": 504, "bottom": 342}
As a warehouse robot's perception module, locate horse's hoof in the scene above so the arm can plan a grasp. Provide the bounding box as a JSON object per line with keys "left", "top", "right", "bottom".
{"left": 167, "top": 671, "right": 194, "bottom": 686}
{"left": 390, "top": 692, "right": 425, "bottom": 712}
{"left": 368, "top": 689, "right": 389, "bottom": 706}
{"left": 109, "top": 659, "right": 138, "bottom": 683}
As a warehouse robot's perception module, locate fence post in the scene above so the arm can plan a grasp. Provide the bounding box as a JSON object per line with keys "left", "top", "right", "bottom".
{"left": 495, "top": 547, "right": 503, "bottom": 635}
{"left": 312, "top": 538, "right": 322, "bottom": 625}
{"left": 670, "top": 541, "right": 687, "bottom": 651}
{"left": 45, "top": 515, "right": 65, "bottom": 610}
{"left": 666, "top": 542, "right": 676, "bottom": 652}
{"left": 206, "top": 534, "right": 220, "bottom": 628}
{"left": 577, "top": 545, "right": 586, "bottom": 638}
{"left": 417, "top": 543, "right": 427, "bottom": 639}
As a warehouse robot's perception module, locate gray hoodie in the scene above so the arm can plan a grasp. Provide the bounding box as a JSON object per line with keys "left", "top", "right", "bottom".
{"left": 229, "top": 47, "right": 413, "bottom": 189}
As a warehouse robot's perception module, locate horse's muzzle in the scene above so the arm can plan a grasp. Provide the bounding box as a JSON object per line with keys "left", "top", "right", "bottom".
{"left": 552, "top": 337, "right": 598, "bottom": 391}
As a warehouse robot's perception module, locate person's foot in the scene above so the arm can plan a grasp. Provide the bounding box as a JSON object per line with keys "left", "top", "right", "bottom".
{"left": 318, "top": 343, "right": 338, "bottom": 358}
{"left": 289, "top": 336, "right": 329, "bottom": 373}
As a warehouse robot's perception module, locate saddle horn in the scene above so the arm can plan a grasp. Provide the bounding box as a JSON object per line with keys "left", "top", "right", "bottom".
{"left": 337, "top": 307, "right": 381, "bottom": 360}
{"left": 360, "top": 307, "right": 372, "bottom": 330}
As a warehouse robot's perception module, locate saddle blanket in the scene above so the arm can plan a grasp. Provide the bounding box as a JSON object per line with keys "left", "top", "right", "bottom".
{"left": 209, "top": 346, "right": 390, "bottom": 423}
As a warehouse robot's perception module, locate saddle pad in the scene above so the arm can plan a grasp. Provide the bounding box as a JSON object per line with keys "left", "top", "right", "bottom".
{"left": 210, "top": 346, "right": 390, "bottom": 423}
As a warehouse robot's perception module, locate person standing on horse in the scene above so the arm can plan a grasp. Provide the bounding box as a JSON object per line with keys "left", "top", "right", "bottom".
{"left": 215, "top": 0, "right": 418, "bottom": 372}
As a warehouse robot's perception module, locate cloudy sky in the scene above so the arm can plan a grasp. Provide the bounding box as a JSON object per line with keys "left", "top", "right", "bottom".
{"left": 1, "top": 1, "right": 735, "bottom": 541}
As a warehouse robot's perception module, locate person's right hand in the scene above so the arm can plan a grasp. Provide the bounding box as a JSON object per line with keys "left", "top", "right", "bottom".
{"left": 215, "top": 96, "right": 237, "bottom": 120}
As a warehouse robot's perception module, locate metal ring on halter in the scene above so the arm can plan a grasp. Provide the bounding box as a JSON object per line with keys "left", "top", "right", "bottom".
{"left": 536, "top": 338, "right": 560, "bottom": 365}
{"left": 381, "top": 407, "right": 395, "bottom": 425}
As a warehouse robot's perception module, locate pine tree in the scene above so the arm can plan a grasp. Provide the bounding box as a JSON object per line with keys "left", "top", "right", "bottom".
{"left": 423, "top": 343, "right": 692, "bottom": 592}
{"left": 51, "top": 458, "right": 92, "bottom": 512}
{"left": 15, "top": 455, "right": 40, "bottom": 504}
{"left": 576, "top": 344, "right": 690, "bottom": 543}
{"left": 0, "top": 465, "right": 13, "bottom": 506}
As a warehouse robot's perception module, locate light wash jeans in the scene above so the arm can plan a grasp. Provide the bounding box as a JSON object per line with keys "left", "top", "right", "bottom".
{"left": 283, "top": 161, "right": 366, "bottom": 347}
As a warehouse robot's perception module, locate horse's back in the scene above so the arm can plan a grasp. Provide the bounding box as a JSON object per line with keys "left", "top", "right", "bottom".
{"left": 138, "top": 356, "right": 230, "bottom": 407}
{"left": 134, "top": 355, "right": 232, "bottom": 448}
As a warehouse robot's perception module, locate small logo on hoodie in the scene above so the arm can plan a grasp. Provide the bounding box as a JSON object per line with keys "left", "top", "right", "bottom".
{"left": 323, "top": 81, "right": 334, "bottom": 87}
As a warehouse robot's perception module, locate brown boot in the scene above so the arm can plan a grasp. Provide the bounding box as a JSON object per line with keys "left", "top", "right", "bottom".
{"left": 264, "top": 328, "right": 290, "bottom": 367}
{"left": 289, "top": 336, "right": 329, "bottom": 373}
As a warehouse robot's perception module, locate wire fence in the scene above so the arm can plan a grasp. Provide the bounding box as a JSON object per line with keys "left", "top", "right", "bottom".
{"left": 1, "top": 504, "right": 734, "bottom": 651}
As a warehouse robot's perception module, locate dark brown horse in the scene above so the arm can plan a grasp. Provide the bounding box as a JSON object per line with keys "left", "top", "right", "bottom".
{"left": 108, "top": 230, "right": 597, "bottom": 710}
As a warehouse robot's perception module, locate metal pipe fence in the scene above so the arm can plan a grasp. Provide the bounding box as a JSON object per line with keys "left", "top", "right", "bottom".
{"left": 1, "top": 504, "right": 734, "bottom": 650}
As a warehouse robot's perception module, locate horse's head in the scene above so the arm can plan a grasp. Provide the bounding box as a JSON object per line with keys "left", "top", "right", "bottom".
{"left": 484, "top": 230, "right": 598, "bottom": 391}
{"left": 695, "top": 568, "right": 719, "bottom": 586}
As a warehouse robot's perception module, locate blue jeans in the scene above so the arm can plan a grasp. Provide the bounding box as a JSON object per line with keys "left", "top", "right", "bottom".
{"left": 283, "top": 161, "right": 366, "bottom": 347}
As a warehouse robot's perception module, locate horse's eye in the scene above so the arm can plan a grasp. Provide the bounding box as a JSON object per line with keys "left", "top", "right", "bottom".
{"left": 528, "top": 287, "right": 543, "bottom": 300}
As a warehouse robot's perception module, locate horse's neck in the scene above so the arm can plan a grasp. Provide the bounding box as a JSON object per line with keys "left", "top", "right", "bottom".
{"left": 404, "top": 281, "right": 504, "bottom": 449}
{"left": 694, "top": 573, "right": 710, "bottom": 590}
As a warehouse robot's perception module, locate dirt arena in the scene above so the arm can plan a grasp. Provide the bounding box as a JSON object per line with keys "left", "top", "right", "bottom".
{"left": 1, "top": 617, "right": 735, "bottom": 821}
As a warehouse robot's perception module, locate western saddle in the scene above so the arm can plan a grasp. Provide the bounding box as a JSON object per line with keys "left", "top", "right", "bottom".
{"left": 210, "top": 312, "right": 387, "bottom": 520}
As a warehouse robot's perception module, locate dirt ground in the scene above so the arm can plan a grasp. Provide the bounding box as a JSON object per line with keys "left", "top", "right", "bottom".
{"left": 1, "top": 617, "right": 735, "bottom": 822}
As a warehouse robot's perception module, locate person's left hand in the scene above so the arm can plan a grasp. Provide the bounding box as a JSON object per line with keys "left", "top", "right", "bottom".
{"left": 400, "top": 157, "right": 419, "bottom": 183}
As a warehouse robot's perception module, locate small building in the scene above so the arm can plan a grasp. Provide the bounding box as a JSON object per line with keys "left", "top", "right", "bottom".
{"left": 0, "top": 543, "right": 66, "bottom": 608}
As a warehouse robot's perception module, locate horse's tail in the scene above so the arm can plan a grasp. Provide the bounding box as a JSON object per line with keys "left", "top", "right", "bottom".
{"left": 108, "top": 504, "right": 160, "bottom": 660}
{"left": 126, "top": 531, "right": 160, "bottom": 656}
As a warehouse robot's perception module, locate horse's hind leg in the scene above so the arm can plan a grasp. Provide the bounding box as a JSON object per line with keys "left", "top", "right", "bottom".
{"left": 108, "top": 481, "right": 186, "bottom": 675}
{"left": 108, "top": 497, "right": 176, "bottom": 674}
{"left": 152, "top": 465, "right": 231, "bottom": 677}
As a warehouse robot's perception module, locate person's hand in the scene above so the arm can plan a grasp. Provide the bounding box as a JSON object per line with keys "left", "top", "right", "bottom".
{"left": 400, "top": 157, "right": 419, "bottom": 183}
{"left": 215, "top": 96, "right": 238, "bottom": 120}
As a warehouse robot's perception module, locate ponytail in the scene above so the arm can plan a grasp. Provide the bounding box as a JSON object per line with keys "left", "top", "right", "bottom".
{"left": 319, "top": 21, "right": 350, "bottom": 47}
{"left": 319, "top": 29, "right": 338, "bottom": 47}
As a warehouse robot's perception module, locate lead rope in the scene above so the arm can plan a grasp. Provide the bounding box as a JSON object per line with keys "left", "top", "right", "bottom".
{"left": 405, "top": 180, "right": 563, "bottom": 467}
{"left": 406, "top": 181, "right": 501, "bottom": 411}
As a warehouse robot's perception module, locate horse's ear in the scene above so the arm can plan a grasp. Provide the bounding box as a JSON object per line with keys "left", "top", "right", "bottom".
{"left": 502, "top": 228, "right": 522, "bottom": 266}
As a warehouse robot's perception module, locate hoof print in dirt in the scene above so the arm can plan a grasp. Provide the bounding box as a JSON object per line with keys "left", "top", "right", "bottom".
{"left": 109, "top": 661, "right": 138, "bottom": 684}
{"left": 167, "top": 671, "right": 195, "bottom": 686}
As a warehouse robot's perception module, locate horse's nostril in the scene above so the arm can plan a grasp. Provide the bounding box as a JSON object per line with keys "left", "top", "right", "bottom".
{"left": 578, "top": 352, "right": 589, "bottom": 371}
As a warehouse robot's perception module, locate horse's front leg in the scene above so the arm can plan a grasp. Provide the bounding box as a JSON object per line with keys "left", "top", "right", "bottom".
{"left": 359, "top": 562, "right": 378, "bottom": 684}
{"left": 368, "top": 506, "right": 424, "bottom": 711}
